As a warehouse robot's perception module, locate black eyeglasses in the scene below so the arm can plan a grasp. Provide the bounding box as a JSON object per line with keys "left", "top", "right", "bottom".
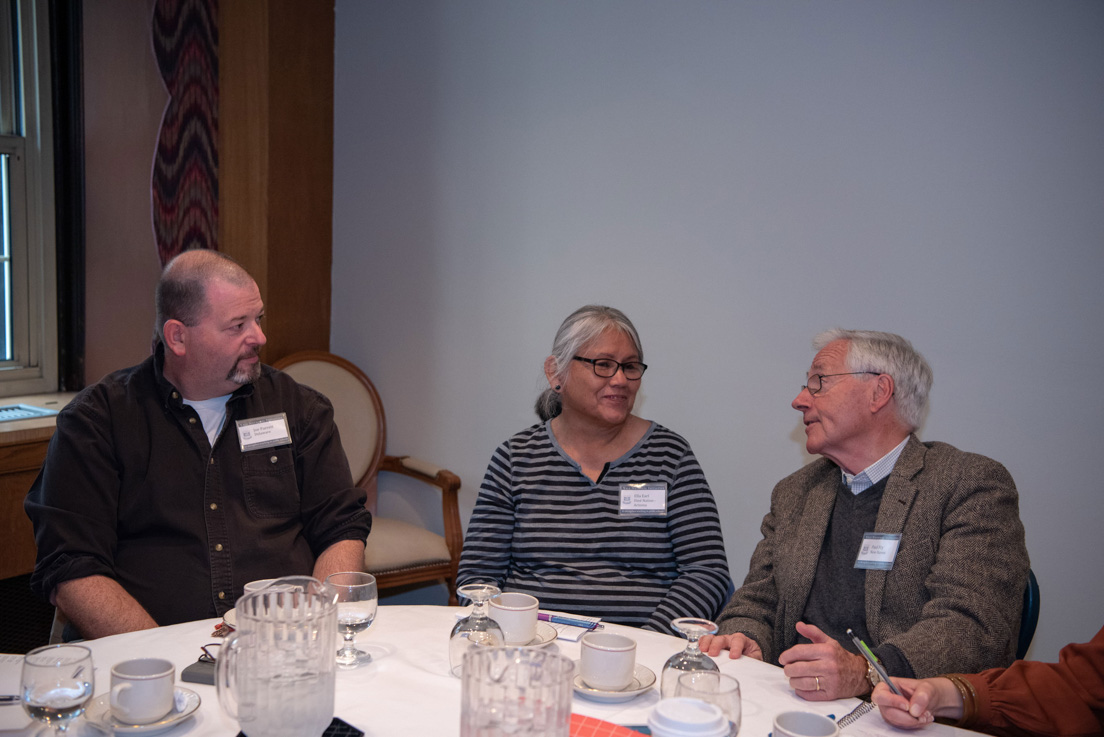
{"left": 572, "top": 356, "right": 648, "bottom": 380}
{"left": 802, "top": 372, "right": 880, "bottom": 396}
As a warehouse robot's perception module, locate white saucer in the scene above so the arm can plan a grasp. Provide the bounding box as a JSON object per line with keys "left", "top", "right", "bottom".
{"left": 572, "top": 662, "right": 656, "bottom": 703}
{"left": 85, "top": 687, "right": 201, "bottom": 734}
{"left": 223, "top": 608, "right": 237, "bottom": 627}
{"left": 515, "top": 621, "right": 558, "bottom": 648}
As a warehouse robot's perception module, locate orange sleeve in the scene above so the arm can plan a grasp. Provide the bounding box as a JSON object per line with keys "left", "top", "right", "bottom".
{"left": 959, "top": 626, "right": 1104, "bottom": 737}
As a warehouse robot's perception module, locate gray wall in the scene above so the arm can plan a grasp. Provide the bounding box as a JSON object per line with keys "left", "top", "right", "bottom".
{"left": 331, "top": 0, "right": 1104, "bottom": 662}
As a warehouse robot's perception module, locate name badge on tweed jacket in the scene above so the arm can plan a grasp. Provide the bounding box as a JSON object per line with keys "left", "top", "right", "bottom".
{"left": 854, "top": 532, "right": 902, "bottom": 570}
{"left": 619, "top": 483, "right": 667, "bottom": 516}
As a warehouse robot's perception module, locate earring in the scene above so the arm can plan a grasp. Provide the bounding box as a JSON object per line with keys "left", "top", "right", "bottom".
{"left": 554, "top": 385, "right": 561, "bottom": 391}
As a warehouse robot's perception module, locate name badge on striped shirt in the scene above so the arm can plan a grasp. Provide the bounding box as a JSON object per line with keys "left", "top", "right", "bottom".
{"left": 854, "top": 532, "right": 902, "bottom": 570}
{"left": 236, "top": 413, "right": 292, "bottom": 452}
{"left": 619, "top": 483, "right": 667, "bottom": 516}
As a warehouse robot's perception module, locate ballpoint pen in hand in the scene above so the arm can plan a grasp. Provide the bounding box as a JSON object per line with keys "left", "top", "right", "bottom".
{"left": 847, "top": 628, "right": 903, "bottom": 696}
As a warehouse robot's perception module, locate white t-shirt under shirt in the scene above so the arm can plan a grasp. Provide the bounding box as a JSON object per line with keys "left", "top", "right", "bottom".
{"left": 183, "top": 393, "right": 232, "bottom": 446}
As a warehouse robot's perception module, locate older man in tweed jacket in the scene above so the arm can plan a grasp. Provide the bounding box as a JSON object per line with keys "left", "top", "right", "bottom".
{"left": 704, "top": 330, "right": 1028, "bottom": 702}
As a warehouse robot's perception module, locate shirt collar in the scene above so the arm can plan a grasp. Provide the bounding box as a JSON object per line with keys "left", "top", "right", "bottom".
{"left": 842, "top": 436, "right": 909, "bottom": 495}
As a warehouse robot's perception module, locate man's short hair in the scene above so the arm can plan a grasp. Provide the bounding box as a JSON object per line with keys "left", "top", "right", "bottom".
{"left": 813, "top": 329, "right": 933, "bottom": 431}
{"left": 154, "top": 250, "right": 252, "bottom": 343}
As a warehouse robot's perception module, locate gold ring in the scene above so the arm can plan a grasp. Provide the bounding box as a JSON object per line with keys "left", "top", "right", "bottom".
{"left": 815, "top": 675, "right": 821, "bottom": 691}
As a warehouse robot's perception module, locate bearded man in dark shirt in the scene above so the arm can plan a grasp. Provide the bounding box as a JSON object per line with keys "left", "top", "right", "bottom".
{"left": 26, "top": 250, "right": 370, "bottom": 639}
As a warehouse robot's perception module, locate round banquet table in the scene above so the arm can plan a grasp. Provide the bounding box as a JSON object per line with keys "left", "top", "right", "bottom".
{"left": 47, "top": 605, "right": 931, "bottom": 737}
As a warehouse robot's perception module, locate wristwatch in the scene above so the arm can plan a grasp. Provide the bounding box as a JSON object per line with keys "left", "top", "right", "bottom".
{"left": 865, "top": 660, "right": 881, "bottom": 693}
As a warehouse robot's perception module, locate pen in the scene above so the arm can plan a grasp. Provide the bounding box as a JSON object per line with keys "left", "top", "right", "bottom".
{"left": 847, "top": 628, "right": 902, "bottom": 696}
{"left": 537, "top": 612, "right": 601, "bottom": 629}
{"left": 0, "top": 694, "right": 21, "bottom": 705}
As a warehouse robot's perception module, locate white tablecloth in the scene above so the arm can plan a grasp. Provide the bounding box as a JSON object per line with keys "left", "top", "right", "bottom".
{"left": 5, "top": 605, "right": 962, "bottom": 736}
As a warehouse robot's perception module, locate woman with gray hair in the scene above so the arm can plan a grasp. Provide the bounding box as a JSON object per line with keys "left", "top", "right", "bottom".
{"left": 456, "top": 305, "right": 731, "bottom": 631}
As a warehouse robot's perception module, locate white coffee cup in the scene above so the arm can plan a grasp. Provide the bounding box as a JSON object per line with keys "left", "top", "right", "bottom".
{"left": 773, "top": 710, "right": 840, "bottom": 737}
{"left": 488, "top": 592, "right": 539, "bottom": 645}
{"left": 243, "top": 578, "right": 276, "bottom": 595}
{"left": 579, "top": 632, "right": 637, "bottom": 691}
{"left": 647, "top": 697, "right": 729, "bottom": 737}
{"left": 110, "top": 658, "right": 175, "bottom": 725}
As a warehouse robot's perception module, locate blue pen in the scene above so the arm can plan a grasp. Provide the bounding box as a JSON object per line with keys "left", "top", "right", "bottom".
{"left": 537, "top": 612, "right": 601, "bottom": 629}
{"left": 847, "top": 628, "right": 902, "bottom": 696}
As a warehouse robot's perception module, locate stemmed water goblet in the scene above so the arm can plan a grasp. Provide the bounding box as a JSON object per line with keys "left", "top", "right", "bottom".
{"left": 660, "top": 617, "right": 719, "bottom": 697}
{"left": 676, "top": 670, "right": 742, "bottom": 736}
{"left": 326, "top": 571, "right": 378, "bottom": 668}
{"left": 20, "top": 644, "right": 95, "bottom": 735}
{"left": 449, "top": 582, "right": 505, "bottom": 677}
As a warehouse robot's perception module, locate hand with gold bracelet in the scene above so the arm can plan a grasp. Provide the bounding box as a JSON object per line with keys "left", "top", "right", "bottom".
{"left": 871, "top": 674, "right": 975, "bottom": 729}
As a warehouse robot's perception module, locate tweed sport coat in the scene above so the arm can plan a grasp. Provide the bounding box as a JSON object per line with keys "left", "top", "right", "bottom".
{"left": 717, "top": 435, "right": 1029, "bottom": 678}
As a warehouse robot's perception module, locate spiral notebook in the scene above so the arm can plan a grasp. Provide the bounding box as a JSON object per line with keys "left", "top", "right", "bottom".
{"left": 832, "top": 701, "right": 959, "bottom": 737}
{"left": 837, "top": 701, "right": 876, "bottom": 727}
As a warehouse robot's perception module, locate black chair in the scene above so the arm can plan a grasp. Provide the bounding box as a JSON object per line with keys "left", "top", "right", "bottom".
{"left": 1016, "top": 568, "right": 1040, "bottom": 659}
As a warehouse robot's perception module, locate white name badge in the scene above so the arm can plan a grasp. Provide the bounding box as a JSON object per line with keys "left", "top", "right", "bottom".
{"left": 619, "top": 483, "right": 667, "bottom": 516}
{"left": 236, "top": 413, "right": 292, "bottom": 452}
{"left": 854, "top": 532, "right": 902, "bottom": 570}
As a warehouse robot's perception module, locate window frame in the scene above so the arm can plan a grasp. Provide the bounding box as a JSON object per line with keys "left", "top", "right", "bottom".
{"left": 0, "top": 0, "right": 57, "bottom": 397}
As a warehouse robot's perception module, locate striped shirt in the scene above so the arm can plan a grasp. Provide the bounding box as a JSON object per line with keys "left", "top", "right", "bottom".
{"left": 457, "top": 421, "right": 731, "bottom": 631}
{"left": 842, "top": 436, "right": 909, "bottom": 494}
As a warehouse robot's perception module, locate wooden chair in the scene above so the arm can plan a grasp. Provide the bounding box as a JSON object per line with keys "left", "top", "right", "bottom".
{"left": 1016, "top": 568, "right": 1040, "bottom": 659}
{"left": 272, "top": 351, "right": 462, "bottom": 605}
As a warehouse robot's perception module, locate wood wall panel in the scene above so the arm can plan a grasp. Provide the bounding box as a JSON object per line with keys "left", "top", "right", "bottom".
{"left": 0, "top": 437, "right": 50, "bottom": 579}
{"left": 219, "top": 0, "right": 333, "bottom": 362}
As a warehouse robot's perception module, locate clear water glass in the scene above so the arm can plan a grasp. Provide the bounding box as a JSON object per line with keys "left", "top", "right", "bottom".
{"left": 21, "top": 644, "right": 94, "bottom": 735}
{"left": 660, "top": 617, "right": 719, "bottom": 697}
{"left": 676, "top": 671, "right": 742, "bottom": 736}
{"left": 325, "top": 571, "right": 378, "bottom": 668}
{"left": 460, "top": 646, "right": 574, "bottom": 737}
{"left": 449, "top": 582, "right": 505, "bottom": 677}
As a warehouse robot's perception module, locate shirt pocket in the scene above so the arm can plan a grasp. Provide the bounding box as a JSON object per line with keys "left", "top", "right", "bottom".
{"left": 242, "top": 447, "right": 300, "bottom": 518}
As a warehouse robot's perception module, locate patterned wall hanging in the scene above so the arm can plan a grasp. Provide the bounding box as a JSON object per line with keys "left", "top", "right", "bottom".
{"left": 151, "top": 0, "right": 219, "bottom": 265}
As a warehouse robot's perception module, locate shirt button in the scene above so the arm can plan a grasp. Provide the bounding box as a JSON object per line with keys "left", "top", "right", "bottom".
{"left": 189, "top": 417, "right": 197, "bottom": 424}
{"left": 270, "top": 455, "right": 278, "bottom": 464}
{"left": 218, "top": 591, "right": 226, "bottom": 600}
{"left": 210, "top": 503, "right": 218, "bottom": 511}
{"left": 215, "top": 544, "right": 223, "bottom": 552}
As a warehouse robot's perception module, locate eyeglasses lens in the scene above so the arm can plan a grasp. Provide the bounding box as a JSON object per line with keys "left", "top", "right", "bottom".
{"left": 594, "top": 361, "right": 643, "bottom": 379}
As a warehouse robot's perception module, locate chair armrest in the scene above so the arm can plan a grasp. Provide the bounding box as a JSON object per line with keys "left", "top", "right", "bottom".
{"left": 379, "top": 455, "right": 463, "bottom": 564}
{"left": 380, "top": 455, "right": 461, "bottom": 492}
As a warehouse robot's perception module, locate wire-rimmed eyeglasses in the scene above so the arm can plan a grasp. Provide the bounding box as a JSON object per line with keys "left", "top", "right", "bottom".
{"left": 198, "top": 643, "right": 221, "bottom": 663}
{"left": 802, "top": 371, "right": 880, "bottom": 396}
{"left": 572, "top": 355, "right": 648, "bottom": 380}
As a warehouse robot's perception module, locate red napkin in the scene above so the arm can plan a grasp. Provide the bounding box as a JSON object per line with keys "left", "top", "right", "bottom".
{"left": 569, "top": 713, "right": 648, "bottom": 736}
